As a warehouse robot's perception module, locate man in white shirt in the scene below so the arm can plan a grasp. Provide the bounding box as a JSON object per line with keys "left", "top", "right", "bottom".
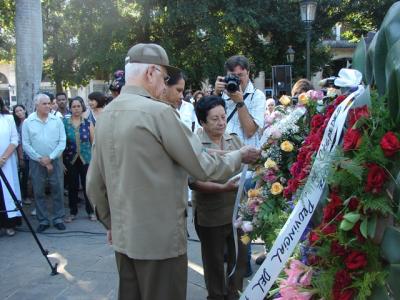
{"left": 214, "top": 55, "right": 266, "bottom": 148}
{"left": 22, "top": 94, "right": 66, "bottom": 233}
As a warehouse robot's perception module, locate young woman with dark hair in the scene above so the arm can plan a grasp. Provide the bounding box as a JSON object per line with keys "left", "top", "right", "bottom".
{"left": 12, "top": 104, "right": 31, "bottom": 204}
{"left": 87, "top": 92, "right": 106, "bottom": 126}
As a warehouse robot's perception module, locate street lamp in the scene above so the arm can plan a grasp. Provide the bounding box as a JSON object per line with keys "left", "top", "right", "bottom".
{"left": 300, "top": 0, "right": 317, "bottom": 80}
{"left": 286, "top": 45, "right": 295, "bottom": 64}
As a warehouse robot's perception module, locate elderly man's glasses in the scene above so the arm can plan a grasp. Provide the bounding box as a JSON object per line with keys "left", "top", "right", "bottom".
{"left": 155, "top": 67, "right": 170, "bottom": 83}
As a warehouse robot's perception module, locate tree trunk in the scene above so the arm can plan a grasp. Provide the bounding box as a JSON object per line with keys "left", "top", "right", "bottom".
{"left": 15, "top": 0, "right": 43, "bottom": 113}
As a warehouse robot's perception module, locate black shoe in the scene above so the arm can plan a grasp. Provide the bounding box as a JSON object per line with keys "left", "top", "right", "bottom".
{"left": 54, "top": 223, "right": 66, "bottom": 230}
{"left": 37, "top": 224, "right": 50, "bottom": 233}
{"left": 255, "top": 253, "right": 266, "bottom": 265}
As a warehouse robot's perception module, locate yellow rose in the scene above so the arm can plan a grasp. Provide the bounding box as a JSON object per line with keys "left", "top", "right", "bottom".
{"left": 280, "top": 140, "right": 294, "bottom": 152}
{"left": 298, "top": 92, "right": 309, "bottom": 105}
{"left": 264, "top": 158, "right": 277, "bottom": 169}
{"left": 279, "top": 95, "right": 291, "bottom": 106}
{"left": 248, "top": 188, "right": 261, "bottom": 198}
{"left": 241, "top": 234, "right": 251, "bottom": 245}
{"left": 271, "top": 182, "right": 283, "bottom": 195}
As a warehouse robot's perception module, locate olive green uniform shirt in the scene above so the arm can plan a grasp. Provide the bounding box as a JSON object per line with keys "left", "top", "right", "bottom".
{"left": 192, "top": 130, "right": 243, "bottom": 227}
{"left": 86, "top": 85, "right": 242, "bottom": 260}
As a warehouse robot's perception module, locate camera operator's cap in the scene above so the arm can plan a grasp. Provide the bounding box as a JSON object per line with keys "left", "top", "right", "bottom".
{"left": 125, "top": 43, "right": 181, "bottom": 76}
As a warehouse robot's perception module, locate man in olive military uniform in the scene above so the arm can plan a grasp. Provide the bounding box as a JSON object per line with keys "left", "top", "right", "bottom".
{"left": 86, "top": 43, "right": 261, "bottom": 300}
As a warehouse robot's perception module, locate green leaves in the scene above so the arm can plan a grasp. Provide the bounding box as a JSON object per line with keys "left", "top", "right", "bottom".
{"left": 340, "top": 212, "right": 360, "bottom": 231}
{"left": 381, "top": 226, "right": 400, "bottom": 264}
{"left": 385, "top": 40, "right": 400, "bottom": 124}
{"left": 352, "top": 36, "right": 367, "bottom": 82}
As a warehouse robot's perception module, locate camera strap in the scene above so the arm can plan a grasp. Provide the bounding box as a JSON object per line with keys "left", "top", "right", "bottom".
{"left": 226, "top": 91, "right": 254, "bottom": 123}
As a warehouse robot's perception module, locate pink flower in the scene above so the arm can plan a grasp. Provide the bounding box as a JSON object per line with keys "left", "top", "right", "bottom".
{"left": 284, "top": 260, "right": 313, "bottom": 286}
{"left": 263, "top": 170, "right": 277, "bottom": 183}
{"left": 278, "top": 285, "right": 313, "bottom": 300}
{"left": 307, "top": 90, "right": 324, "bottom": 101}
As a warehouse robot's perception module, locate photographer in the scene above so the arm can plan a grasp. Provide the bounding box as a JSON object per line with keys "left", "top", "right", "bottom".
{"left": 214, "top": 55, "right": 266, "bottom": 148}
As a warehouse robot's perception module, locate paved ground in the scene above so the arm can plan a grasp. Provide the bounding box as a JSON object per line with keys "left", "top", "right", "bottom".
{"left": 0, "top": 203, "right": 263, "bottom": 300}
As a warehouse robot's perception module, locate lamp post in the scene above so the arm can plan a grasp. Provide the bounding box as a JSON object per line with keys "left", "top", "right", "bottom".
{"left": 286, "top": 45, "right": 295, "bottom": 64}
{"left": 300, "top": 0, "right": 317, "bottom": 80}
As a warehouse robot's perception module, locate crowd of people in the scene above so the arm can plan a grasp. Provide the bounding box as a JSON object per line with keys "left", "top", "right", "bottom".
{"left": 0, "top": 42, "right": 315, "bottom": 300}
{"left": 0, "top": 70, "right": 125, "bottom": 235}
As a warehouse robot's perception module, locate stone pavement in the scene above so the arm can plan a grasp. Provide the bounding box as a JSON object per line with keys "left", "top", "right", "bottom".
{"left": 0, "top": 205, "right": 263, "bottom": 300}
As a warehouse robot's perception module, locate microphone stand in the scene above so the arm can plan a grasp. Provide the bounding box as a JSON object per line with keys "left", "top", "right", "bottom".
{"left": 0, "top": 168, "right": 58, "bottom": 276}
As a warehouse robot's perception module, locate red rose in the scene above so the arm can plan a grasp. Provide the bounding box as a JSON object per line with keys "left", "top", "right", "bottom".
{"left": 308, "top": 231, "right": 320, "bottom": 245}
{"left": 343, "top": 129, "right": 362, "bottom": 151}
{"left": 380, "top": 131, "right": 400, "bottom": 157}
{"left": 321, "top": 223, "right": 337, "bottom": 235}
{"left": 311, "top": 114, "right": 325, "bottom": 129}
{"left": 365, "top": 163, "right": 388, "bottom": 194}
{"left": 344, "top": 250, "right": 367, "bottom": 270}
{"left": 325, "top": 104, "right": 335, "bottom": 118}
{"left": 334, "top": 95, "right": 347, "bottom": 106}
{"left": 348, "top": 105, "right": 369, "bottom": 128}
{"left": 333, "top": 270, "right": 354, "bottom": 300}
{"left": 323, "top": 192, "right": 343, "bottom": 222}
{"left": 348, "top": 197, "right": 359, "bottom": 211}
{"left": 352, "top": 221, "right": 366, "bottom": 242}
{"left": 331, "top": 240, "right": 346, "bottom": 256}
{"left": 283, "top": 179, "right": 299, "bottom": 199}
{"left": 333, "top": 269, "right": 352, "bottom": 292}
{"left": 334, "top": 289, "right": 356, "bottom": 300}
{"left": 290, "top": 162, "right": 301, "bottom": 177}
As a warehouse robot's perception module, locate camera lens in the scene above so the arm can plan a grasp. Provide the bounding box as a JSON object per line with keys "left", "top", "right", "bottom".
{"left": 224, "top": 74, "right": 240, "bottom": 93}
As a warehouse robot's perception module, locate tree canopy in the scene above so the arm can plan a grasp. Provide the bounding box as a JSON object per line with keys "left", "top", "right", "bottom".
{"left": 0, "top": 0, "right": 398, "bottom": 90}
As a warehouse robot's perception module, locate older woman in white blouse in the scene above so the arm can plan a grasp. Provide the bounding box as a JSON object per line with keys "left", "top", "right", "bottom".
{"left": 0, "top": 97, "right": 22, "bottom": 236}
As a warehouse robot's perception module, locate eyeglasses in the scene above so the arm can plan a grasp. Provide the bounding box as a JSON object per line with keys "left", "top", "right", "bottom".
{"left": 155, "top": 67, "right": 170, "bottom": 83}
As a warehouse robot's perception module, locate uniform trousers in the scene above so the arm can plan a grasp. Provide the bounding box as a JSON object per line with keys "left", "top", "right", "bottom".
{"left": 195, "top": 222, "right": 247, "bottom": 300}
{"left": 115, "top": 251, "right": 187, "bottom": 300}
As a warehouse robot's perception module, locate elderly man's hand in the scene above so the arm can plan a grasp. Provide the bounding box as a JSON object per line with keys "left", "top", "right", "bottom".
{"left": 240, "top": 146, "right": 261, "bottom": 164}
{"left": 39, "top": 156, "right": 52, "bottom": 166}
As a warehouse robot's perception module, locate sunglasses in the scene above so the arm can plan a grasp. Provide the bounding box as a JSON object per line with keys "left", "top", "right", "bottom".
{"left": 155, "top": 67, "right": 171, "bottom": 83}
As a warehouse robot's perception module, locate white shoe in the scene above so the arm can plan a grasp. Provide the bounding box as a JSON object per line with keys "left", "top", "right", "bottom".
{"left": 31, "top": 209, "right": 36, "bottom": 216}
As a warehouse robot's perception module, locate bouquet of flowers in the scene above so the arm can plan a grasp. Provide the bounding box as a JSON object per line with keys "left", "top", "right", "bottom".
{"left": 301, "top": 96, "right": 399, "bottom": 300}
{"left": 236, "top": 91, "right": 326, "bottom": 248}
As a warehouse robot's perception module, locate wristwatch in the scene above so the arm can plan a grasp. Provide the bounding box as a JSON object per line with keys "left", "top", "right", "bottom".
{"left": 236, "top": 102, "right": 245, "bottom": 109}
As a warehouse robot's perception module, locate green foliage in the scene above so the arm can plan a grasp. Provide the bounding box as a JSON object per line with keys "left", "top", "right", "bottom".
{"left": 0, "top": 0, "right": 15, "bottom": 60}
{"left": 352, "top": 37, "right": 367, "bottom": 82}
{"left": 362, "top": 195, "right": 393, "bottom": 215}
{"left": 386, "top": 40, "right": 400, "bottom": 125}
{"left": 311, "top": 266, "right": 337, "bottom": 300}
{"left": 256, "top": 202, "right": 289, "bottom": 248}
{"left": 353, "top": 271, "right": 387, "bottom": 300}
{"left": 3, "top": 0, "right": 397, "bottom": 89}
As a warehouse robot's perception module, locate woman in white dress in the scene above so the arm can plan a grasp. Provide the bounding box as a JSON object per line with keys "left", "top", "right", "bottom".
{"left": 0, "top": 97, "right": 22, "bottom": 236}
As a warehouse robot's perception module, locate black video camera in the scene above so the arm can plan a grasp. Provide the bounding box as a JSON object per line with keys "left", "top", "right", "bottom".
{"left": 223, "top": 74, "right": 241, "bottom": 93}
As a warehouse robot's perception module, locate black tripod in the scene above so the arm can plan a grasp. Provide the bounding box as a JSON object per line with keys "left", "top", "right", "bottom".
{"left": 0, "top": 168, "right": 58, "bottom": 276}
